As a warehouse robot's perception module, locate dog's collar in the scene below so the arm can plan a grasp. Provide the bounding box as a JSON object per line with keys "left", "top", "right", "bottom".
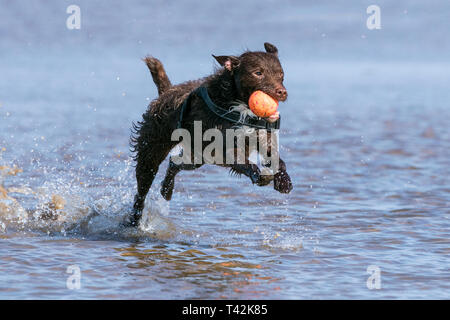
{"left": 177, "top": 86, "right": 280, "bottom": 131}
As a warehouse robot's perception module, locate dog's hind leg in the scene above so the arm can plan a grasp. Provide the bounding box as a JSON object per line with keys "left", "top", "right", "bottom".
{"left": 130, "top": 144, "right": 173, "bottom": 226}
{"left": 160, "top": 157, "right": 203, "bottom": 201}
{"left": 131, "top": 162, "right": 155, "bottom": 225}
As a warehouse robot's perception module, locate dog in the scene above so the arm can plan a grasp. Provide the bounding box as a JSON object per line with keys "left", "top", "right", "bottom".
{"left": 129, "top": 42, "right": 292, "bottom": 226}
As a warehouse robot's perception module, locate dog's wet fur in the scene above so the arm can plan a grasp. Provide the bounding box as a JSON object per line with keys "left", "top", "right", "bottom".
{"left": 129, "top": 43, "right": 292, "bottom": 226}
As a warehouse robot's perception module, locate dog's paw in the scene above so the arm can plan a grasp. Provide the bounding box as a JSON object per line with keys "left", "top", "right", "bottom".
{"left": 274, "top": 171, "right": 293, "bottom": 193}
{"left": 121, "top": 211, "right": 141, "bottom": 228}
{"left": 256, "top": 174, "right": 274, "bottom": 186}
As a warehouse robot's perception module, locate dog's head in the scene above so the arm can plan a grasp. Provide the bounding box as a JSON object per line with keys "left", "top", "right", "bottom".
{"left": 213, "top": 42, "right": 287, "bottom": 104}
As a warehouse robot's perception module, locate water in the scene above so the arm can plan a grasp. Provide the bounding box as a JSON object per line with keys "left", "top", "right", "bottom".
{"left": 1, "top": 0, "right": 449, "bottom": 299}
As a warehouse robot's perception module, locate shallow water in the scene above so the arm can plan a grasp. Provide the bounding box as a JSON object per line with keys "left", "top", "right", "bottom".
{"left": 0, "top": 0, "right": 449, "bottom": 299}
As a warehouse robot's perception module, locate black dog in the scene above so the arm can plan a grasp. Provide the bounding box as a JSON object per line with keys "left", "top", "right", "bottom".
{"left": 130, "top": 43, "right": 292, "bottom": 226}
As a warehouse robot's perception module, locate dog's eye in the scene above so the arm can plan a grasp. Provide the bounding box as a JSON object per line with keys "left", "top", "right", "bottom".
{"left": 254, "top": 71, "right": 263, "bottom": 77}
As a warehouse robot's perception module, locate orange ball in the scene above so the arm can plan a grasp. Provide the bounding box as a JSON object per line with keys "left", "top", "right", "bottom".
{"left": 248, "top": 91, "right": 278, "bottom": 118}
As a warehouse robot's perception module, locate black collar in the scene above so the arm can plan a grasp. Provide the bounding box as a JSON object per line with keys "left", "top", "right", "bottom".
{"left": 177, "top": 86, "right": 280, "bottom": 131}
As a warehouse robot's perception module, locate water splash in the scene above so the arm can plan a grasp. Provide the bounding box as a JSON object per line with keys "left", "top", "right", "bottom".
{"left": 0, "top": 153, "right": 180, "bottom": 241}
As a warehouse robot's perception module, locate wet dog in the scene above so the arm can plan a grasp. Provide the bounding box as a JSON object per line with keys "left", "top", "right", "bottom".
{"left": 129, "top": 43, "right": 292, "bottom": 226}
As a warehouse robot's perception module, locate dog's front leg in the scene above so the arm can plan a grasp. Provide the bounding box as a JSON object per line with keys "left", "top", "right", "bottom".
{"left": 273, "top": 158, "right": 293, "bottom": 193}
{"left": 230, "top": 163, "right": 260, "bottom": 184}
{"left": 263, "top": 132, "right": 293, "bottom": 194}
{"left": 230, "top": 163, "right": 273, "bottom": 186}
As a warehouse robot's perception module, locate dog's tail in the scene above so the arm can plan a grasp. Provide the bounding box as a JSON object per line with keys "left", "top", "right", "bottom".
{"left": 143, "top": 56, "right": 172, "bottom": 96}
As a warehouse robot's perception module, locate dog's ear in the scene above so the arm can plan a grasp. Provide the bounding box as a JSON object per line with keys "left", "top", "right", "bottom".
{"left": 212, "top": 55, "right": 240, "bottom": 71}
{"left": 264, "top": 42, "right": 278, "bottom": 56}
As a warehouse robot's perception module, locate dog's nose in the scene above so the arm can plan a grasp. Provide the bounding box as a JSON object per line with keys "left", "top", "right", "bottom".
{"left": 276, "top": 87, "right": 287, "bottom": 101}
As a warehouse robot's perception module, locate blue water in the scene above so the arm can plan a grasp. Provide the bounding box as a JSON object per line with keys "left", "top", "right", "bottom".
{"left": 0, "top": 0, "right": 449, "bottom": 299}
